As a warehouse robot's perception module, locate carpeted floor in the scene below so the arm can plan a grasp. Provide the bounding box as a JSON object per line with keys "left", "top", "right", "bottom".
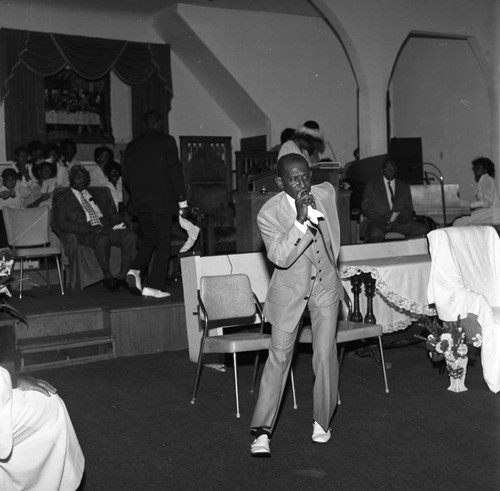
{"left": 33, "top": 343, "right": 499, "bottom": 491}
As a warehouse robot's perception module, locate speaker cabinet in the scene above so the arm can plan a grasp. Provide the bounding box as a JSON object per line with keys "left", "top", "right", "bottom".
{"left": 389, "top": 137, "right": 423, "bottom": 184}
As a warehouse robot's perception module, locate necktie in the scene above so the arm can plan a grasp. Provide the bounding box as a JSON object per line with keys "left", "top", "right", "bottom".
{"left": 80, "top": 191, "right": 102, "bottom": 227}
{"left": 387, "top": 181, "right": 394, "bottom": 207}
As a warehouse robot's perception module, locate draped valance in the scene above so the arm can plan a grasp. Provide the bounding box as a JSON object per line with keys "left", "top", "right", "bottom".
{"left": 0, "top": 29, "right": 172, "bottom": 101}
{"left": 0, "top": 28, "right": 172, "bottom": 158}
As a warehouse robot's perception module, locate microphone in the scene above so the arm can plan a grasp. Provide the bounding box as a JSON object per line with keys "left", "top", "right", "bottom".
{"left": 418, "top": 162, "right": 447, "bottom": 226}
{"left": 421, "top": 162, "right": 444, "bottom": 181}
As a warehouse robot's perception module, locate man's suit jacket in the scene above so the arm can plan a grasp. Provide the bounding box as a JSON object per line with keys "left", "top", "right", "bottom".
{"left": 123, "top": 131, "right": 186, "bottom": 215}
{"left": 53, "top": 186, "right": 123, "bottom": 242}
{"left": 257, "top": 182, "right": 340, "bottom": 332}
{"left": 361, "top": 177, "right": 415, "bottom": 225}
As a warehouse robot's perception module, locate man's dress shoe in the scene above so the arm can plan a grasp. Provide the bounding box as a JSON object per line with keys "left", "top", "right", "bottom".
{"left": 126, "top": 269, "right": 142, "bottom": 295}
{"left": 250, "top": 434, "right": 270, "bottom": 457}
{"left": 142, "top": 287, "right": 171, "bottom": 299}
{"left": 312, "top": 421, "right": 331, "bottom": 443}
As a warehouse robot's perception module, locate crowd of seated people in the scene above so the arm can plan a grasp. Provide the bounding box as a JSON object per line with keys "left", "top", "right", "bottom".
{"left": 0, "top": 139, "right": 133, "bottom": 290}
{"left": 0, "top": 138, "right": 195, "bottom": 293}
{"left": 1, "top": 139, "right": 122, "bottom": 213}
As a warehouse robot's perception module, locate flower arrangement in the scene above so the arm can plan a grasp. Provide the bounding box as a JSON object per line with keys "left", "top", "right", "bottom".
{"left": 421, "top": 315, "right": 482, "bottom": 379}
{"left": 0, "top": 247, "right": 27, "bottom": 324}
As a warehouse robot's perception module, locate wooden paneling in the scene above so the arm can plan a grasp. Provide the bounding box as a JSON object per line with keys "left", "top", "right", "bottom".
{"left": 110, "top": 303, "right": 187, "bottom": 357}
{"left": 11, "top": 302, "right": 188, "bottom": 368}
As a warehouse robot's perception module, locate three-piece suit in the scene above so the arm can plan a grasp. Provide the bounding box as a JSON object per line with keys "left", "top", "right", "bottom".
{"left": 251, "top": 181, "right": 341, "bottom": 433}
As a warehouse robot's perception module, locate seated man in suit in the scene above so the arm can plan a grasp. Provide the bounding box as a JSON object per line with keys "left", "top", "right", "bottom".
{"left": 53, "top": 165, "right": 137, "bottom": 291}
{"left": 360, "top": 157, "right": 428, "bottom": 243}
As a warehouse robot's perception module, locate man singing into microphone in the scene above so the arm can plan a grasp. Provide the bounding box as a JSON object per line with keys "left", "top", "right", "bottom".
{"left": 250, "top": 153, "right": 341, "bottom": 457}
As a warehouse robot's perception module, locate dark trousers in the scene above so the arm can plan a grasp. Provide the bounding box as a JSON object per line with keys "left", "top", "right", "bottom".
{"left": 130, "top": 213, "right": 173, "bottom": 291}
{"left": 79, "top": 229, "right": 137, "bottom": 279}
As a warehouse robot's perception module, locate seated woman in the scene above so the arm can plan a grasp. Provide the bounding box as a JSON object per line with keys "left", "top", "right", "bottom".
{"left": 0, "top": 367, "right": 84, "bottom": 490}
{"left": 454, "top": 157, "right": 500, "bottom": 226}
{"left": 91, "top": 146, "right": 119, "bottom": 187}
{"left": 104, "top": 160, "right": 123, "bottom": 212}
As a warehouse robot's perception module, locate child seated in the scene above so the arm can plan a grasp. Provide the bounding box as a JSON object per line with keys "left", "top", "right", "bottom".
{"left": 0, "top": 169, "right": 31, "bottom": 209}
{"left": 27, "top": 161, "right": 58, "bottom": 209}
{"left": 43, "top": 142, "right": 69, "bottom": 187}
{"left": 11, "top": 146, "right": 36, "bottom": 186}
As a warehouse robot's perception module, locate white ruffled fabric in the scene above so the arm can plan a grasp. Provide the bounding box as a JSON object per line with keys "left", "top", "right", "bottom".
{"left": 340, "top": 264, "right": 436, "bottom": 333}
{"left": 427, "top": 226, "right": 500, "bottom": 393}
{"left": 0, "top": 368, "right": 85, "bottom": 490}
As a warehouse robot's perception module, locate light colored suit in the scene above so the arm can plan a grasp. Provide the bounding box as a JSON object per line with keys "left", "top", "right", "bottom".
{"left": 251, "top": 181, "right": 341, "bottom": 433}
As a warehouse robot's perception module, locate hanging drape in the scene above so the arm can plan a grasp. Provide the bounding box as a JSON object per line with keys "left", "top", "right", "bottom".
{"left": 0, "top": 28, "right": 173, "bottom": 158}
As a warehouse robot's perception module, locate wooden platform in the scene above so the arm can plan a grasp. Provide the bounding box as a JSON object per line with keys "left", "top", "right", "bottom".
{"left": 0, "top": 281, "right": 188, "bottom": 371}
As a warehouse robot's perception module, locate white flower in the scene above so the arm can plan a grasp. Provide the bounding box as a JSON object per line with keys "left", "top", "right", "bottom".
{"left": 435, "top": 341, "right": 445, "bottom": 354}
{"left": 457, "top": 344, "right": 468, "bottom": 357}
{"left": 472, "top": 334, "right": 483, "bottom": 348}
{"left": 440, "top": 333, "right": 453, "bottom": 344}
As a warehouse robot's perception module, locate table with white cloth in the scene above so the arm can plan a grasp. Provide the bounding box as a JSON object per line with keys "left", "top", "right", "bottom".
{"left": 339, "top": 254, "right": 436, "bottom": 333}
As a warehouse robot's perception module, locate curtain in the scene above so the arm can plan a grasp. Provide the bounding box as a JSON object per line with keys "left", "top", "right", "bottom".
{"left": 0, "top": 29, "right": 173, "bottom": 157}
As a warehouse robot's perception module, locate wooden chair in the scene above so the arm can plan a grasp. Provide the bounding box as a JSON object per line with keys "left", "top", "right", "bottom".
{"left": 290, "top": 286, "right": 389, "bottom": 408}
{"left": 235, "top": 150, "right": 278, "bottom": 192}
{"left": 180, "top": 136, "right": 236, "bottom": 255}
{"left": 190, "top": 274, "right": 270, "bottom": 418}
{"left": 2, "top": 205, "right": 64, "bottom": 299}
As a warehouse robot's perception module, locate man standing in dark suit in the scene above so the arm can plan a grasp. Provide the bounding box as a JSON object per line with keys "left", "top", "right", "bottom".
{"left": 53, "top": 165, "right": 137, "bottom": 292}
{"left": 360, "top": 157, "right": 427, "bottom": 243}
{"left": 250, "top": 153, "right": 341, "bottom": 457}
{"left": 123, "top": 110, "right": 188, "bottom": 299}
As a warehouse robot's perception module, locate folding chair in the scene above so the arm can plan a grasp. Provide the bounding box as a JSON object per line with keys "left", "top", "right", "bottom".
{"left": 190, "top": 274, "right": 270, "bottom": 418}
{"left": 3, "top": 206, "right": 64, "bottom": 299}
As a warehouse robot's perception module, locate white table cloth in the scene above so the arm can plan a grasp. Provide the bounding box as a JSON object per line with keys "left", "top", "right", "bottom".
{"left": 339, "top": 254, "right": 436, "bottom": 333}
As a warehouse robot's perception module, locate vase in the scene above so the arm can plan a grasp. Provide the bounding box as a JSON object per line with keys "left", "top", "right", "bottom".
{"left": 446, "top": 357, "right": 468, "bottom": 392}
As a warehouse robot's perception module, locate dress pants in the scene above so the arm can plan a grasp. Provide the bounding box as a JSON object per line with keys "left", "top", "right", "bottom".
{"left": 251, "top": 278, "right": 340, "bottom": 433}
{"left": 130, "top": 213, "right": 173, "bottom": 290}
{"left": 79, "top": 228, "right": 137, "bottom": 279}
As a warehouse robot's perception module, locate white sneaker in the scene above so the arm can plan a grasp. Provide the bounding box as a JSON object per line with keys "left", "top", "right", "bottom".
{"left": 126, "top": 269, "right": 142, "bottom": 294}
{"left": 250, "top": 434, "right": 270, "bottom": 457}
{"left": 312, "top": 421, "right": 331, "bottom": 443}
{"left": 142, "top": 287, "right": 171, "bottom": 299}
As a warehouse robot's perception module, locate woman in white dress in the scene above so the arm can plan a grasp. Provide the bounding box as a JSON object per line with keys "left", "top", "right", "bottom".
{"left": 0, "top": 368, "right": 84, "bottom": 490}
{"left": 454, "top": 157, "right": 500, "bottom": 226}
